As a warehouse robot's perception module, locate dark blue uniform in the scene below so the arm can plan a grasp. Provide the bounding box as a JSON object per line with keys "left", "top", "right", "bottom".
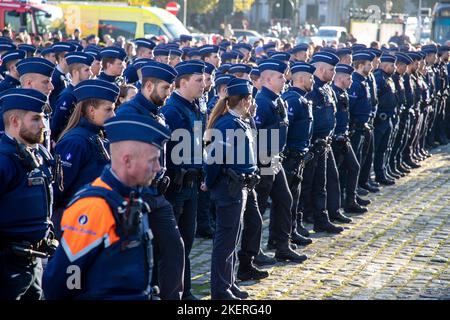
{"left": 0, "top": 74, "right": 20, "bottom": 93}
{"left": 254, "top": 86, "right": 294, "bottom": 251}
{"left": 281, "top": 86, "right": 313, "bottom": 238}
{"left": 358, "top": 71, "right": 377, "bottom": 186}
{"left": 98, "top": 71, "right": 120, "bottom": 84}
{"left": 49, "top": 67, "right": 68, "bottom": 110}
{"left": 50, "top": 84, "right": 76, "bottom": 141}
{"left": 205, "top": 111, "right": 257, "bottom": 299}
{"left": 348, "top": 72, "right": 373, "bottom": 184}
{"left": 116, "top": 91, "right": 185, "bottom": 300}
{"left": 0, "top": 135, "right": 55, "bottom": 299}
{"left": 300, "top": 76, "right": 338, "bottom": 229}
{"left": 196, "top": 92, "right": 215, "bottom": 238}
{"left": 373, "top": 68, "right": 397, "bottom": 180}
{"left": 161, "top": 91, "right": 203, "bottom": 299}
{"left": 52, "top": 117, "right": 110, "bottom": 238}
{"left": 391, "top": 71, "right": 410, "bottom": 173}
{"left": 331, "top": 84, "right": 361, "bottom": 210}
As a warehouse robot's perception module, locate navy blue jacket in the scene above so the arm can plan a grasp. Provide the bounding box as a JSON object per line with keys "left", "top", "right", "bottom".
{"left": 54, "top": 117, "right": 110, "bottom": 208}
{"left": 392, "top": 72, "right": 406, "bottom": 110}
{"left": 331, "top": 84, "right": 350, "bottom": 136}
{"left": 98, "top": 72, "right": 119, "bottom": 83}
{"left": 49, "top": 67, "right": 68, "bottom": 109}
{"left": 204, "top": 112, "right": 257, "bottom": 188}
{"left": 281, "top": 86, "right": 312, "bottom": 152}
{"left": 254, "top": 86, "right": 289, "bottom": 157}
{"left": 348, "top": 72, "right": 372, "bottom": 124}
{"left": 0, "top": 134, "right": 53, "bottom": 242}
{"left": 51, "top": 84, "right": 76, "bottom": 140}
{"left": 374, "top": 69, "right": 397, "bottom": 117}
{"left": 161, "top": 91, "right": 203, "bottom": 170}
{"left": 0, "top": 74, "right": 20, "bottom": 93}
{"left": 307, "top": 76, "right": 336, "bottom": 139}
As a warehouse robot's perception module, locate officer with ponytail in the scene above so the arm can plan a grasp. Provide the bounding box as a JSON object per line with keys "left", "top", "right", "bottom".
{"left": 204, "top": 78, "right": 259, "bottom": 300}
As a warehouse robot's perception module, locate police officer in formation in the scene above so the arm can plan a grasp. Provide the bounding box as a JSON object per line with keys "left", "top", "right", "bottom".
{"left": 204, "top": 77, "right": 258, "bottom": 300}
{"left": 0, "top": 89, "right": 59, "bottom": 299}
{"left": 43, "top": 114, "right": 170, "bottom": 299}
{"left": 1, "top": 31, "right": 449, "bottom": 300}
{"left": 161, "top": 60, "right": 206, "bottom": 300}
{"left": 331, "top": 64, "right": 368, "bottom": 215}
{"left": 116, "top": 61, "right": 185, "bottom": 300}
{"left": 254, "top": 58, "right": 306, "bottom": 262}
{"left": 52, "top": 79, "right": 119, "bottom": 238}
{"left": 51, "top": 52, "right": 94, "bottom": 140}
{"left": 280, "top": 62, "right": 315, "bottom": 240}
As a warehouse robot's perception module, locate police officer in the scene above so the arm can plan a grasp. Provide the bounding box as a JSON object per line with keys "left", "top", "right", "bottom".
{"left": 291, "top": 43, "right": 309, "bottom": 62}
{"left": 200, "top": 45, "right": 221, "bottom": 68}
{"left": 204, "top": 78, "right": 259, "bottom": 300}
{"left": 348, "top": 51, "right": 385, "bottom": 189}
{"left": 207, "top": 73, "right": 234, "bottom": 115}
{"left": 402, "top": 51, "right": 421, "bottom": 170}
{"left": 16, "top": 56, "right": 56, "bottom": 151}
{"left": 51, "top": 52, "right": 94, "bottom": 141}
{"left": 0, "top": 88, "right": 59, "bottom": 299}
{"left": 281, "top": 62, "right": 316, "bottom": 241}
{"left": 360, "top": 48, "right": 383, "bottom": 191}
{"left": 43, "top": 114, "right": 171, "bottom": 299}
{"left": 49, "top": 42, "right": 77, "bottom": 109}
{"left": 41, "top": 46, "right": 56, "bottom": 65}
{"left": 254, "top": 58, "right": 307, "bottom": 262}
{"left": 250, "top": 67, "right": 262, "bottom": 98}
{"left": 168, "top": 46, "right": 183, "bottom": 68}
{"left": 391, "top": 52, "right": 414, "bottom": 176}
{"left": 331, "top": 64, "right": 368, "bottom": 215}
{"left": 123, "top": 38, "right": 155, "bottom": 84}
{"left": 117, "top": 61, "right": 185, "bottom": 300}
{"left": 52, "top": 80, "right": 119, "bottom": 237}
{"left": 161, "top": 60, "right": 206, "bottom": 300}
{"left": 98, "top": 46, "right": 127, "bottom": 84}
{"left": 301, "top": 51, "right": 344, "bottom": 234}
{"left": 18, "top": 44, "right": 37, "bottom": 58}
{"left": 373, "top": 54, "right": 398, "bottom": 185}
{"left": 153, "top": 45, "right": 171, "bottom": 65}
{"left": 0, "top": 50, "right": 25, "bottom": 93}
{"left": 179, "top": 34, "right": 192, "bottom": 49}
{"left": 84, "top": 45, "right": 102, "bottom": 78}
{"left": 196, "top": 61, "right": 216, "bottom": 239}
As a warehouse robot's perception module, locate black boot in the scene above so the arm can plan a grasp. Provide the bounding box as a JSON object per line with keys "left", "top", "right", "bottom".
{"left": 329, "top": 210, "right": 353, "bottom": 223}
{"left": 296, "top": 211, "right": 310, "bottom": 237}
{"left": 314, "top": 219, "right": 344, "bottom": 234}
{"left": 356, "top": 187, "right": 370, "bottom": 196}
{"left": 359, "top": 182, "right": 380, "bottom": 193}
{"left": 231, "top": 284, "right": 249, "bottom": 299}
{"left": 375, "top": 175, "right": 395, "bottom": 186}
{"left": 356, "top": 195, "right": 371, "bottom": 206}
{"left": 253, "top": 249, "right": 277, "bottom": 266}
{"left": 274, "top": 242, "right": 307, "bottom": 263}
{"left": 291, "top": 232, "right": 312, "bottom": 246}
{"left": 237, "top": 258, "right": 270, "bottom": 281}
{"left": 344, "top": 200, "right": 368, "bottom": 214}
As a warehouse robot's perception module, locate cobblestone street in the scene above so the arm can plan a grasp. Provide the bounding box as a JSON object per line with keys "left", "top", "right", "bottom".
{"left": 190, "top": 145, "right": 450, "bottom": 300}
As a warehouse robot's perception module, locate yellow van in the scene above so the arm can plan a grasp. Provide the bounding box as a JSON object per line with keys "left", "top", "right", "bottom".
{"left": 52, "top": 1, "right": 190, "bottom": 40}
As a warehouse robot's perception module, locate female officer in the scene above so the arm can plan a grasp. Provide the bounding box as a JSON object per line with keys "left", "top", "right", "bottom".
{"left": 204, "top": 78, "right": 258, "bottom": 300}
{"left": 52, "top": 79, "right": 119, "bottom": 238}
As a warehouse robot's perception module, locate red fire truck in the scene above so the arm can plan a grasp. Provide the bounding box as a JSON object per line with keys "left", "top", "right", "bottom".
{"left": 0, "top": 0, "right": 64, "bottom": 35}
